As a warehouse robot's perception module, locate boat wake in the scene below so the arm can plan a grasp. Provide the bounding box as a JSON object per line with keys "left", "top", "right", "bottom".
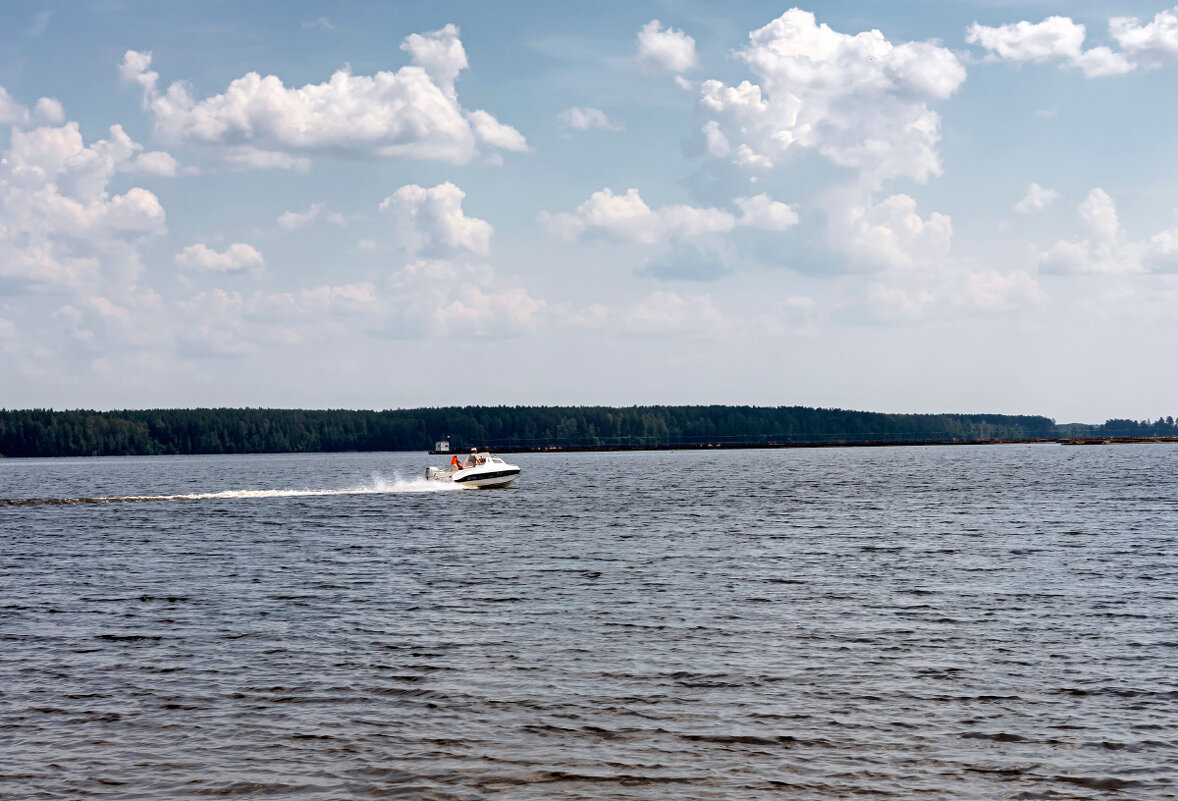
{"left": 1, "top": 472, "right": 462, "bottom": 507}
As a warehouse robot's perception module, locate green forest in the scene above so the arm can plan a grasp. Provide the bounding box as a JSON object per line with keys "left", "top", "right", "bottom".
{"left": 0, "top": 404, "right": 1130, "bottom": 458}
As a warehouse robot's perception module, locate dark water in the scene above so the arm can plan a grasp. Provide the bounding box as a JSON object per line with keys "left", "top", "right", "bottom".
{"left": 2, "top": 446, "right": 1177, "bottom": 800}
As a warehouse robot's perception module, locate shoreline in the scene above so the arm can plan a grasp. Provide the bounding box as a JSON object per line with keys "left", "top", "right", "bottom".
{"left": 435, "top": 436, "right": 1178, "bottom": 455}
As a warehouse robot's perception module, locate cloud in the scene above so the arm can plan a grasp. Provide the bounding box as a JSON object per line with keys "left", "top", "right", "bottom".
{"left": 557, "top": 107, "right": 623, "bottom": 133}
{"left": 25, "top": 10, "right": 52, "bottom": 38}
{"left": 635, "top": 244, "right": 732, "bottom": 281}
{"left": 277, "top": 203, "right": 325, "bottom": 230}
{"left": 133, "top": 150, "right": 186, "bottom": 176}
{"left": 825, "top": 189, "right": 952, "bottom": 272}
{"left": 379, "top": 182, "right": 492, "bottom": 257}
{"left": 734, "top": 193, "right": 799, "bottom": 230}
{"left": 1110, "top": 6, "right": 1178, "bottom": 65}
{"left": 966, "top": 16, "right": 1085, "bottom": 61}
{"left": 175, "top": 243, "right": 266, "bottom": 276}
{"left": 119, "top": 25, "right": 527, "bottom": 169}
{"left": 0, "top": 113, "right": 167, "bottom": 291}
{"left": 1038, "top": 188, "right": 1178, "bottom": 275}
{"left": 966, "top": 16, "right": 1135, "bottom": 77}
{"left": 302, "top": 17, "right": 335, "bottom": 31}
{"left": 385, "top": 258, "right": 547, "bottom": 338}
{"left": 1013, "top": 182, "right": 1058, "bottom": 214}
{"left": 623, "top": 291, "right": 725, "bottom": 335}
{"left": 543, "top": 188, "right": 795, "bottom": 245}
{"left": 697, "top": 9, "right": 966, "bottom": 186}
{"left": 954, "top": 269, "right": 1047, "bottom": 312}
{"left": 173, "top": 282, "right": 389, "bottom": 356}
{"left": 636, "top": 20, "right": 697, "bottom": 75}
{"left": 0, "top": 87, "right": 68, "bottom": 127}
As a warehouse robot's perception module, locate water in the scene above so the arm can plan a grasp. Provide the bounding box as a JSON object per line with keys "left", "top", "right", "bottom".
{"left": 2, "top": 445, "right": 1177, "bottom": 800}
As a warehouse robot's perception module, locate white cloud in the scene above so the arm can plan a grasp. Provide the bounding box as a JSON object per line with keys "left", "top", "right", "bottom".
{"left": 1014, "top": 182, "right": 1058, "bottom": 214}
{"left": 966, "top": 16, "right": 1135, "bottom": 77}
{"left": 175, "top": 243, "right": 266, "bottom": 276}
{"left": 0, "top": 114, "right": 167, "bottom": 291}
{"left": 1110, "top": 6, "right": 1178, "bottom": 65}
{"left": 697, "top": 9, "right": 966, "bottom": 186}
{"left": 1078, "top": 187, "right": 1120, "bottom": 243}
{"left": 557, "top": 107, "right": 623, "bottom": 133}
{"left": 1035, "top": 188, "right": 1178, "bottom": 275}
{"left": 175, "top": 289, "right": 254, "bottom": 356}
{"left": 132, "top": 150, "right": 184, "bottom": 176}
{"left": 302, "top": 17, "right": 335, "bottom": 31}
{"left": 1073, "top": 46, "right": 1135, "bottom": 77}
{"left": 277, "top": 203, "right": 325, "bottom": 230}
{"left": 636, "top": 20, "right": 697, "bottom": 75}
{"left": 0, "top": 87, "right": 68, "bottom": 127}
{"left": 543, "top": 188, "right": 799, "bottom": 245}
{"left": 734, "top": 193, "right": 799, "bottom": 230}
{"left": 543, "top": 188, "right": 735, "bottom": 245}
{"left": 954, "top": 269, "right": 1047, "bottom": 312}
{"left": 466, "top": 109, "right": 529, "bottom": 153}
{"left": 825, "top": 189, "right": 952, "bottom": 271}
{"left": 967, "top": 16, "right": 1085, "bottom": 62}
{"left": 385, "top": 258, "right": 548, "bottom": 337}
{"left": 33, "top": 97, "right": 64, "bottom": 125}
{"left": 624, "top": 291, "right": 725, "bottom": 335}
{"left": 379, "top": 182, "right": 492, "bottom": 257}
{"left": 119, "top": 25, "right": 527, "bottom": 169}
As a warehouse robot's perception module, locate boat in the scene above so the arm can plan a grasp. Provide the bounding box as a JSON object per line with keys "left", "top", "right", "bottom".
{"left": 426, "top": 449, "right": 521, "bottom": 489}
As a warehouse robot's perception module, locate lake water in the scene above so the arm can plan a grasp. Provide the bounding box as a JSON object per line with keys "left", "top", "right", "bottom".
{"left": 2, "top": 445, "right": 1177, "bottom": 800}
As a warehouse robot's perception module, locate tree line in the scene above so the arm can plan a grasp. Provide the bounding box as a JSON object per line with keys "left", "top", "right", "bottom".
{"left": 0, "top": 405, "right": 1080, "bottom": 458}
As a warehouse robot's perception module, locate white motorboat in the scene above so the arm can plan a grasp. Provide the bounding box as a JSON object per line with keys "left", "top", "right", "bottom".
{"left": 426, "top": 450, "right": 520, "bottom": 489}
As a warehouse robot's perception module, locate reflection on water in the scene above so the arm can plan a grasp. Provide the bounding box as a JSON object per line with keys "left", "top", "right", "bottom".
{"left": 2, "top": 446, "right": 1176, "bottom": 799}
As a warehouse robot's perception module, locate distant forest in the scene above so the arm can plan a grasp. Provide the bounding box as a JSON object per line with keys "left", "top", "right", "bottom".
{"left": 0, "top": 406, "right": 1174, "bottom": 458}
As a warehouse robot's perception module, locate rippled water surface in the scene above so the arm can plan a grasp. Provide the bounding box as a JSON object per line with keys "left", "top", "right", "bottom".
{"left": 2, "top": 446, "right": 1177, "bottom": 800}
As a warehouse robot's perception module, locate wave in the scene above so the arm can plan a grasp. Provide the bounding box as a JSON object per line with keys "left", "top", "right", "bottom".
{"left": 1, "top": 472, "right": 462, "bottom": 507}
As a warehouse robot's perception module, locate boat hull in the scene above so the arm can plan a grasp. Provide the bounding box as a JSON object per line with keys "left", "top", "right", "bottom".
{"left": 426, "top": 462, "right": 520, "bottom": 489}
{"left": 452, "top": 468, "right": 520, "bottom": 488}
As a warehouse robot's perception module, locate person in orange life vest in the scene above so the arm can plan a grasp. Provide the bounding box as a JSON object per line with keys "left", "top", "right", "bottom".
{"left": 450, "top": 454, "right": 462, "bottom": 470}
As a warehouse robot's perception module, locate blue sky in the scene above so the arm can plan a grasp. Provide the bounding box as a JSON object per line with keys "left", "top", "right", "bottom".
{"left": 2, "top": 1, "right": 1178, "bottom": 421}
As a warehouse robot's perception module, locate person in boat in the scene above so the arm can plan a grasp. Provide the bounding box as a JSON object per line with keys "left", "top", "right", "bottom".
{"left": 450, "top": 454, "right": 462, "bottom": 471}
{"left": 466, "top": 448, "right": 481, "bottom": 468}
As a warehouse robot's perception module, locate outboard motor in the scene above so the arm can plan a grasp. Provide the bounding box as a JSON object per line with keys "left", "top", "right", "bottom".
{"left": 426, "top": 466, "right": 439, "bottom": 480}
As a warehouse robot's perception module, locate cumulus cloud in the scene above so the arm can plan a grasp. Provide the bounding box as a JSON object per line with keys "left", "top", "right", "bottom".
{"left": 175, "top": 243, "right": 265, "bottom": 276}
{"left": 967, "top": 16, "right": 1085, "bottom": 61}
{"left": 385, "top": 258, "right": 547, "bottom": 337}
{"left": 966, "top": 16, "right": 1135, "bottom": 77}
{"left": 379, "top": 182, "right": 492, "bottom": 257}
{"left": 1110, "top": 6, "right": 1178, "bottom": 65}
{"left": 1038, "top": 188, "right": 1178, "bottom": 275}
{"left": 636, "top": 20, "right": 697, "bottom": 75}
{"left": 543, "top": 188, "right": 795, "bottom": 245}
{"left": 825, "top": 189, "right": 952, "bottom": 272}
{"left": 0, "top": 112, "right": 167, "bottom": 291}
{"left": 557, "top": 107, "right": 623, "bottom": 133}
{"left": 277, "top": 203, "right": 325, "bottom": 230}
{"left": 119, "top": 25, "right": 527, "bottom": 169}
{"left": 1014, "top": 182, "right": 1059, "bottom": 214}
{"left": 696, "top": 9, "right": 966, "bottom": 186}
{"left": 734, "top": 193, "right": 799, "bottom": 230}
{"left": 0, "top": 87, "right": 69, "bottom": 127}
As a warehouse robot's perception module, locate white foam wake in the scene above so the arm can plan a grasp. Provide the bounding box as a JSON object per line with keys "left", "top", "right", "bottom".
{"left": 3, "top": 472, "right": 463, "bottom": 506}
{"left": 159, "top": 471, "right": 463, "bottom": 500}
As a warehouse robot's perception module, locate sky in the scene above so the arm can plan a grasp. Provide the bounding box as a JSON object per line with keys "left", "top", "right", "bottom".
{"left": 2, "top": 1, "right": 1178, "bottom": 422}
